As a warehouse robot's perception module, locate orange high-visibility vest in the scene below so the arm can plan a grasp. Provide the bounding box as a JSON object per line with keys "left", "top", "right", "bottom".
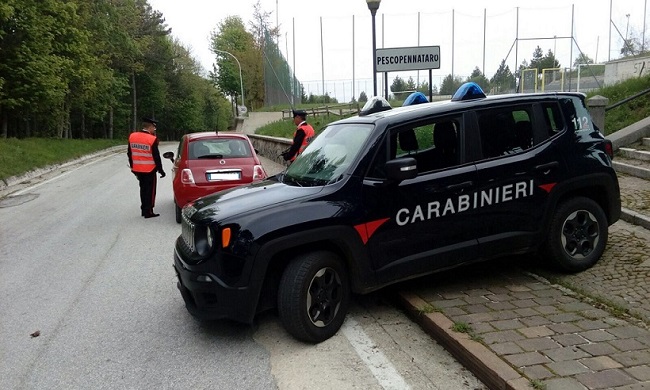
{"left": 129, "top": 131, "right": 156, "bottom": 172}
{"left": 291, "top": 123, "right": 315, "bottom": 161}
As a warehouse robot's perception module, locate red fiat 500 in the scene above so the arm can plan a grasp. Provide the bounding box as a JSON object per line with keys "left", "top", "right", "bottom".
{"left": 163, "top": 132, "right": 267, "bottom": 223}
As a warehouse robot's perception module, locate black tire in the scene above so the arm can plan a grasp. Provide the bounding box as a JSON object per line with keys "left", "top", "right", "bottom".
{"left": 278, "top": 251, "right": 350, "bottom": 343}
{"left": 545, "top": 197, "right": 608, "bottom": 272}
{"left": 175, "top": 203, "right": 182, "bottom": 224}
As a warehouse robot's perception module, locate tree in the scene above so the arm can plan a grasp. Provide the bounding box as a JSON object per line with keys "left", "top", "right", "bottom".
{"left": 539, "top": 49, "right": 560, "bottom": 71}
{"left": 620, "top": 33, "right": 640, "bottom": 57}
{"left": 527, "top": 46, "right": 560, "bottom": 73}
{"left": 210, "top": 16, "right": 251, "bottom": 111}
{"left": 439, "top": 74, "right": 464, "bottom": 95}
{"left": 405, "top": 77, "right": 416, "bottom": 93}
{"left": 390, "top": 76, "right": 409, "bottom": 100}
{"left": 0, "top": 0, "right": 228, "bottom": 140}
{"left": 573, "top": 52, "right": 594, "bottom": 67}
{"left": 467, "top": 67, "right": 490, "bottom": 91}
{"left": 416, "top": 80, "right": 428, "bottom": 95}
{"left": 0, "top": 0, "right": 87, "bottom": 138}
{"left": 529, "top": 46, "right": 544, "bottom": 70}
{"left": 358, "top": 91, "right": 368, "bottom": 103}
{"left": 490, "top": 59, "right": 516, "bottom": 93}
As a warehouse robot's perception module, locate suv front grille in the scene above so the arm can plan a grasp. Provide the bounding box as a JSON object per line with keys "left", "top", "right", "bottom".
{"left": 181, "top": 213, "right": 195, "bottom": 253}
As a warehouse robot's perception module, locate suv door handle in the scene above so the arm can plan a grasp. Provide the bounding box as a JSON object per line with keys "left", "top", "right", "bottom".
{"left": 534, "top": 161, "right": 559, "bottom": 173}
{"left": 445, "top": 181, "right": 473, "bottom": 191}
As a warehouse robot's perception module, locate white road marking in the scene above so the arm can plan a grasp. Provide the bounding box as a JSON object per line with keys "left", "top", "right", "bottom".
{"left": 341, "top": 316, "right": 411, "bottom": 390}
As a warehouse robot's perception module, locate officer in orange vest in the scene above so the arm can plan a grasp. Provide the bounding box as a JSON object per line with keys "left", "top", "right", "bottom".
{"left": 127, "top": 117, "right": 166, "bottom": 218}
{"left": 281, "top": 109, "right": 315, "bottom": 163}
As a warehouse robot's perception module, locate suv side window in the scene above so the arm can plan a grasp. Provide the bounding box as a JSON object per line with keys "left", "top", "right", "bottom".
{"left": 367, "top": 116, "right": 462, "bottom": 178}
{"left": 540, "top": 102, "right": 565, "bottom": 137}
{"left": 560, "top": 96, "right": 593, "bottom": 132}
{"left": 476, "top": 105, "right": 535, "bottom": 159}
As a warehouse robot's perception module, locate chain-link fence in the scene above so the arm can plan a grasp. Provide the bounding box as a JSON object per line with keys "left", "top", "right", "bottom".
{"left": 263, "top": 29, "right": 301, "bottom": 107}
{"left": 263, "top": 3, "right": 646, "bottom": 104}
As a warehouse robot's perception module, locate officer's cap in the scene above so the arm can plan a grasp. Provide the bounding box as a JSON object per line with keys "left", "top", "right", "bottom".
{"left": 142, "top": 117, "right": 158, "bottom": 127}
{"left": 292, "top": 109, "right": 307, "bottom": 118}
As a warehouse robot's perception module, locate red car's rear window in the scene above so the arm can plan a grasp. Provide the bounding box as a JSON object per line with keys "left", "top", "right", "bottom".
{"left": 189, "top": 139, "right": 252, "bottom": 159}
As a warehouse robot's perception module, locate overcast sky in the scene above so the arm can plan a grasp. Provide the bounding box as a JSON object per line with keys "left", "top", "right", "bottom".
{"left": 148, "top": 0, "right": 647, "bottom": 101}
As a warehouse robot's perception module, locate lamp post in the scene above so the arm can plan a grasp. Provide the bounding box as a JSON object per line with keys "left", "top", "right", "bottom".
{"left": 366, "top": 0, "right": 381, "bottom": 96}
{"left": 214, "top": 49, "right": 245, "bottom": 115}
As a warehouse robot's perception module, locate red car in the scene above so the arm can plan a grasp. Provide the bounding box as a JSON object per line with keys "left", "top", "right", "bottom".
{"left": 163, "top": 132, "right": 267, "bottom": 223}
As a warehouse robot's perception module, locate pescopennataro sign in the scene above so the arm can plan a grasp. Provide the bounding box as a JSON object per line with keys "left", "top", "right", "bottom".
{"left": 376, "top": 46, "right": 440, "bottom": 72}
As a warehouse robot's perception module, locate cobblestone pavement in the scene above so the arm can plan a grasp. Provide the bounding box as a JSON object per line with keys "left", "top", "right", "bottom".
{"left": 397, "top": 173, "right": 650, "bottom": 389}
{"left": 619, "top": 173, "right": 650, "bottom": 215}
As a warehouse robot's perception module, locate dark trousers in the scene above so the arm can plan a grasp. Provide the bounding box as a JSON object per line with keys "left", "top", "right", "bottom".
{"left": 134, "top": 171, "right": 157, "bottom": 215}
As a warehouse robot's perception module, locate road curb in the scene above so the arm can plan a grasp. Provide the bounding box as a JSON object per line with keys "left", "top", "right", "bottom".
{"left": 397, "top": 291, "right": 530, "bottom": 390}
{"left": 620, "top": 207, "right": 650, "bottom": 231}
{"left": 613, "top": 161, "right": 650, "bottom": 179}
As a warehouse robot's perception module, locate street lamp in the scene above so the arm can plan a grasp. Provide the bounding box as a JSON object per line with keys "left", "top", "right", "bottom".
{"left": 213, "top": 49, "right": 245, "bottom": 115}
{"left": 366, "top": 0, "right": 381, "bottom": 96}
{"left": 626, "top": 13, "right": 631, "bottom": 42}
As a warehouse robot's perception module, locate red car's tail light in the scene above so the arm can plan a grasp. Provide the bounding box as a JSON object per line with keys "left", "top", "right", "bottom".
{"left": 181, "top": 169, "right": 195, "bottom": 184}
{"left": 253, "top": 165, "right": 267, "bottom": 181}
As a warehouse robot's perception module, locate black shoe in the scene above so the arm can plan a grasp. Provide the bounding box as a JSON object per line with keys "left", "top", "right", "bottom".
{"left": 144, "top": 213, "right": 160, "bottom": 218}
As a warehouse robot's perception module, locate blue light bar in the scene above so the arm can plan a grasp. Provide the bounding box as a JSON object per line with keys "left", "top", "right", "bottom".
{"left": 451, "top": 82, "right": 486, "bottom": 101}
{"left": 402, "top": 92, "right": 429, "bottom": 106}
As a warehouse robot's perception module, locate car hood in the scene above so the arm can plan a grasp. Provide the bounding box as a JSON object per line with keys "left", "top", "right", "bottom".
{"left": 190, "top": 176, "right": 325, "bottom": 222}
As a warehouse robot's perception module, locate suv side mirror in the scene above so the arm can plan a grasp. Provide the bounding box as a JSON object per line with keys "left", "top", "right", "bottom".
{"left": 162, "top": 151, "right": 174, "bottom": 162}
{"left": 385, "top": 157, "right": 417, "bottom": 182}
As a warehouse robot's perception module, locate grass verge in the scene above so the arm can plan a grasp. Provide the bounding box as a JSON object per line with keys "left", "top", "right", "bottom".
{"left": 0, "top": 138, "right": 124, "bottom": 182}
{"left": 587, "top": 74, "right": 650, "bottom": 135}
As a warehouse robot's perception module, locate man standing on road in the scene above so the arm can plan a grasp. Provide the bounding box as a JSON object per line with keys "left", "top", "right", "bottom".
{"left": 281, "top": 109, "right": 315, "bottom": 163}
{"left": 127, "top": 117, "right": 166, "bottom": 218}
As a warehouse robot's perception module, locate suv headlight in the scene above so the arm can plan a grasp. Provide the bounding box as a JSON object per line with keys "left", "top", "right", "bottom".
{"left": 194, "top": 226, "right": 215, "bottom": 257}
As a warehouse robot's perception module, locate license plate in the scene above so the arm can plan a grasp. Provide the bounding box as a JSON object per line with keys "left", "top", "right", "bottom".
{"left": 208, "top": 171, "right": 241, "bottom": 181}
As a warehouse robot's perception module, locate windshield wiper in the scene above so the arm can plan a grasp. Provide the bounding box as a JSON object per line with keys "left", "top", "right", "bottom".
{"left": 283, "top": 174, "right": 304, "bottom": 187}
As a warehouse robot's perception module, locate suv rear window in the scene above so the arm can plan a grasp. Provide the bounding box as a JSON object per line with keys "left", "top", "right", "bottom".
{"left": 189, "top": 139, "right": 252, "bottom": 159}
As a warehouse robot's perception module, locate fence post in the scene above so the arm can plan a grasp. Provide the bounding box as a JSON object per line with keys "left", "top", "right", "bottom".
{"left": 587, "top": 95, "right": 609, "bottom": 134}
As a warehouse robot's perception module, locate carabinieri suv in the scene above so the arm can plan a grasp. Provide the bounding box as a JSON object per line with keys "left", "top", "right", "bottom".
{"left": 172, "top": 83, "right": 621, "bottom": 343}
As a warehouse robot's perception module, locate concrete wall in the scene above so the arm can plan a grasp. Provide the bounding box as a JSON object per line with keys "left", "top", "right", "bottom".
{"left": 605, "top": 56, "right": 650, "bottom": 85}
{"left": 248, "top": 134, "right": 292, "bottom": 166}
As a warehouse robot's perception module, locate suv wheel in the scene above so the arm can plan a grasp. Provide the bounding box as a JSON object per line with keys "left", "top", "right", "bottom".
{"left": 175, "top": 202, "right": 182, "bottom": 224}
{"left": 278, "top": 251, "right": 350, "bottom": 343}
{"left": 546, "top": 197, "right": 608, "bottom": 272}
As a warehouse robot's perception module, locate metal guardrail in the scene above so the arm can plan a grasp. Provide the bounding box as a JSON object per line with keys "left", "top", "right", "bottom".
{"left": 606, "top": 87, "right": 650, "bottom": 111}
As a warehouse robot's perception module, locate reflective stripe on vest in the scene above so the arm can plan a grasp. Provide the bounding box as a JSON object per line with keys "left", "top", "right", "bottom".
{"left": 129, "top": 131, "right": 156, "bottom": 172}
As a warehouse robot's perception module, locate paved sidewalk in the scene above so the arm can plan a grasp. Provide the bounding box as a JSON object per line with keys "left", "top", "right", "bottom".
{"left": 397, "top": 172, "right": 650, "bottom": 389}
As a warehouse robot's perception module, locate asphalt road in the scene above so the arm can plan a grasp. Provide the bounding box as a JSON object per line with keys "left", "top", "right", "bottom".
{"left": 0, "top": 145, "right": 485, "bottom": 390}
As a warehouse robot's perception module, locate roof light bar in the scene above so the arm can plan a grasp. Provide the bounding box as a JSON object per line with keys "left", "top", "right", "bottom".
{"left": 452, "top": 82, "right": 486, "bottom": 102}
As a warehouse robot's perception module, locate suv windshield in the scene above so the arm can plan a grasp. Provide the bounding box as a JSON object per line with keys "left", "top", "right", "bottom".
{"left": 284, "top": 123, "right": 373, "bottom": 186}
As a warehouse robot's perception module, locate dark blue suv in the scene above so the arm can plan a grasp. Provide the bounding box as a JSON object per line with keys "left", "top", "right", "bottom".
{"left": 173, "top": 83, "right": 621, "bottom": 343}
